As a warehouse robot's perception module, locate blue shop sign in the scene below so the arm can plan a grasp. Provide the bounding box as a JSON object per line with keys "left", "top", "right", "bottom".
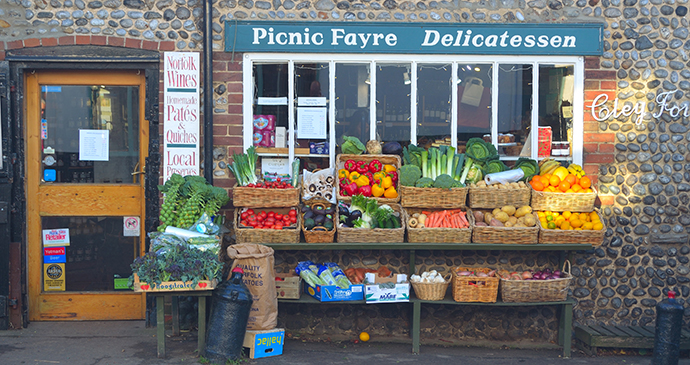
{"left": 224, "top": 21, "right": 603, "bottom": 55}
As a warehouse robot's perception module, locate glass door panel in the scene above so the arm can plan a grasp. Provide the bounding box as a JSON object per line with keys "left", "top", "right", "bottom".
{"left": 456, "top": 63, "right": 492, "bottom": 153}
{"left": 41, "top": 85, "right": 140, "bottom": 183}
{"left": 295, "top": 63, "right": 330, "bottom": 171}
{"left": 497, "top": 64, "right": 533, "bottom": 159}
{"left": 539, "top": 64, "right": 575, "bottom": 160}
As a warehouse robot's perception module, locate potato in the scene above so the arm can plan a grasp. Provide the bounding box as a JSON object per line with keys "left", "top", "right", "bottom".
{"left": 489, "top": 218, "right": 504, "bottom": 227}
{"left": 492, "top": 208, "right": 502, "bottom": 216}
{"left": 507, "top": 216, "right": 518, "bottom": 225}
{"left": 484, "top": 213, "right": 494, "bottom": 225}
{"left": 514, "top": 223, "right": 526, "bottom": 227}
{"left": 501, "top": 205, "right": 516, "bottom": 216}
{"left": 514, "top": 205, "right": 533, "bottom": 218}
{"left": 476, "top": 181, "right": 487, "bottom": 188}
{"left": 523, "top": 214, "right": 537, "bottom": 227}
{"left": 518, "top": 181, "right": 526, "bottom": 187}
{"left": 475, "top": 222, "right": 488, "bottom": 226}
{"left": 494, "top": 211, "right": 510, "bottom": 223}
{"left": 504, "top": 221, "right": 515, "bottom": 227}
{"left": 517, "top": 216, "right": 526, "bottom": 224}
{"left": 473, "top": 210, "right": 485, "bottom": 223}
{"left": 509, "top": 182, "right": 519, "bottom": 189}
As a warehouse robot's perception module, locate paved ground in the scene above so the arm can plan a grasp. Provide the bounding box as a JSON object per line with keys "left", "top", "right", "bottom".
{"left": 1, "top": 321, "right": 689, "bottom": 365}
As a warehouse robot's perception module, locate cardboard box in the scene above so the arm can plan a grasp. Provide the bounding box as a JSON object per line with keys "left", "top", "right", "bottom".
{"left": 276, "top": 273, "right": 302, "bottom": 299}
{"left": 304, "top": 282, "right": 364, "bottom": 302}
{"left": 364, "top": 273, "right": 410, "bottom": 303}
{"left": 243, "top": 328, "right": 285, "bottom": 359}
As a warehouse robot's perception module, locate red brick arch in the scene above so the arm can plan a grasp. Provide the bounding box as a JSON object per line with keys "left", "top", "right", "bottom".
{"left": 0, "top": 36, "right": 175, "bottom": 61}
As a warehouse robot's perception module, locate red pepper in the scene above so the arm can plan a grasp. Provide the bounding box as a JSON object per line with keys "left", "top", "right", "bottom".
{"left": 344, "top": 159, "right": 357, "bottom": 172}
{"left": 355, "top": 161, "right": 369, "bottom": 174}
{"left": 388, "top": 171, "right": 398, "bottom": 185}
{"left": 369, "top": 160, "right": 383, "bottom": 173}
{"left": 363, "top": 171, "right": 374, "bottom": 184}
{"left": 344, "top": 181, "right": 359, "bottom": 196}
{"left": 358, "top": 184, "right": 372, "bottom": 197}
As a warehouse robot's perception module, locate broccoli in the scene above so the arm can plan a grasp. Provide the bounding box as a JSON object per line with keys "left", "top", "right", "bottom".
{"left": 399, "top": 165, "right": 422, "bottom": 187}
{"left": 452, "top": 180, "right": 466, "bottom": 188}
{"left": 433, "top": 174, "right": 458, "bottom": 189}
{"left": 415, "top": 177, "right": 434, "bottom": 188}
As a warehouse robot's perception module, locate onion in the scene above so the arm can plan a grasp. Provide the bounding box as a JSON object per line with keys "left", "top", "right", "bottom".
{"left": 487, "top": 270, "right": 497, "bottom": 277}
{"left": 521, "top": 271, "right": 533, "bottom": 280}
{"left": 553, "top": 270, "right": 562, "bottom": 277}
{"left": 457, "top": 271, "right": 472, "bottom": 276}
{"left": 476, "top": 272, "right": 488, "bottom": 277}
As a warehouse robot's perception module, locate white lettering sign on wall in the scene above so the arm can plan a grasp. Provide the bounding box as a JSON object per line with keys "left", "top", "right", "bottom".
{"left": 164, "top": 52, "right": 200, "bottom": 181}
{"left": 588, "top": 90, "right": 690, "bottom": 125}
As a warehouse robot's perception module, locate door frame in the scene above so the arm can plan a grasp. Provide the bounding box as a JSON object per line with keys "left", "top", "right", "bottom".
{"left": 8, "top": 47, "right": 161, "bottom": 323}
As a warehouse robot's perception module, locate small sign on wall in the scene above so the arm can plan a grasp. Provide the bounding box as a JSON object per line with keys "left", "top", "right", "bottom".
{"left": 43, "top": 229, "right": 70, "bottom": 247}
{"left": 44, "top": 263, "right": 66, "bottom": 291}
{"left": 123, "top": 217, "right": 140, "bottom": 237}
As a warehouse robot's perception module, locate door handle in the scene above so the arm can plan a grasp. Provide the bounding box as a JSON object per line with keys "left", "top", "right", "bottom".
{"left": 131, "top": 162, "right": 146, "bottom": 176}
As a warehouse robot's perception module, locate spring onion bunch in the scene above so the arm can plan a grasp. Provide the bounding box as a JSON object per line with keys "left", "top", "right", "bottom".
{"left": 229, "top": 146, "right": 259, "bottom": 186}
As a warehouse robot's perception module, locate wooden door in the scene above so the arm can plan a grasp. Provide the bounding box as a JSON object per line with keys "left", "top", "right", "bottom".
{"left": 26, "top": 70, "right": 148, "bottom": 320}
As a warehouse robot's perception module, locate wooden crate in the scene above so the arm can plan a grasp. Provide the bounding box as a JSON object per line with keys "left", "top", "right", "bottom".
{"left": 243, "top": 328, "right": 285, "bottom": 359}
{"left": 275, "top": 273, "right": 302, "bottom": 299}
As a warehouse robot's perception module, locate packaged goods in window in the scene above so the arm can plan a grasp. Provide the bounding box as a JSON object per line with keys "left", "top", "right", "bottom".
{"left": 253, "top": 115, "right": 276, "bottom": 147}
{"left": 537, "top": 126, "right": 552, "bottom": 158}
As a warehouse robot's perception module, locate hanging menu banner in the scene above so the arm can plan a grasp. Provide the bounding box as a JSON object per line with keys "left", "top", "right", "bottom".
{"left": 164, "top": 52, "right": 200, "bottom": 182}
{"left": 224, "top": 21, "right": 604, "bottom": 55}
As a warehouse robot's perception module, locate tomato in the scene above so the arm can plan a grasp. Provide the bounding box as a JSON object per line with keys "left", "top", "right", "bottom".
{"left": 266, "top": 217, "right": 275, "bottom": 223}
{"left": 246, "top": 209, "right": 254, "bottom": 216}
{"left": 248, "top": 215, "right": 256, "bottom": 221}
{"left": 274, "top": 223, "right": 283, "bottom": 229}
{"left": 267, "top": 211, "right": 275, "bottom": 218}
{"left": 240, "top": 220, "right": 248, "bottom": 226}
{"left": 248, "top": 220, "right": 258, "bottom": 227}
{"left": 241, "top": 211, "right": 249, "bottom": 219}
{"left": 259, "top": 211, "right": 267, "bottom": 218}
{"left": 290, "top": 216, "right": 297, "bottom": 224}
{"left": 283, "top": 215, "right": 291, "bottom": 222}
{"left": 275, "top": 214, "right": 283, "bottom": 220}
{"left": 288, "top": 210, "right": 297, "bottom": 217}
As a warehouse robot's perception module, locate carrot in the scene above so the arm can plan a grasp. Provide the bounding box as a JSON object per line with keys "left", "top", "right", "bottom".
{"left": 426, "top": 213, "right": 435, "bottom": 228}
{"left": 458, "top": 212, "right": 468, "bottom": 227}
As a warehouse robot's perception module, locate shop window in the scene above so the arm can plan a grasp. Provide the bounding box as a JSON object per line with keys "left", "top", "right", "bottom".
{"left": 244, "top": 55, "right": 583, "bottom": 173}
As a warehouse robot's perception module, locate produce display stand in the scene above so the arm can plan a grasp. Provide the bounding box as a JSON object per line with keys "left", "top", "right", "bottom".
{"left": 148, "top": 290, "right": 213, "bottom": 359}
{"left": 267, "top": 241, "right": 591, "bottom": 358}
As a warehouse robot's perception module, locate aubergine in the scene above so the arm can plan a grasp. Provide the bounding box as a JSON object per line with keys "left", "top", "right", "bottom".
{"left": 382, "top": 141, "right": 403, "bottom": 155}
{"left": 303, "top": 210, "right": 315, "bottom": 220}
{"left": 313, "top": 205, "right": 326, "bottom": 215}
{"left": 314, "top": 214, "right": 326, "bottom": 224}
{"left": 324, "top": 206, "right": 335, "bottom": 215}
{"left": 301, "top": 205, "right": 311, "bottom": 213}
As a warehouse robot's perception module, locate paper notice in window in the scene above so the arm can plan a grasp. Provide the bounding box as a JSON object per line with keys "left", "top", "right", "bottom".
{"left": 297, "top": 107, "right": 327, "bottom": 139}
{"left": 79, "top": 129, "right": 109, "bottom": 161}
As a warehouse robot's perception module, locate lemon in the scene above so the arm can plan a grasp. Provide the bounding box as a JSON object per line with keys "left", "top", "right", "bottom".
{"left": 552, "top": 166, "right": 569, "bottom": 181}
{"left": 359, "top": 332, "right": 370, "bottom": 342}
{"left": 547, "top": 222, "right": 557, "bottom": 229}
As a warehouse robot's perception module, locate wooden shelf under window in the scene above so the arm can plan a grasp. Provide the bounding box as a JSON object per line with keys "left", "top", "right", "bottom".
{"left": 256, "top": 147, "right": 328, "bottom": 158}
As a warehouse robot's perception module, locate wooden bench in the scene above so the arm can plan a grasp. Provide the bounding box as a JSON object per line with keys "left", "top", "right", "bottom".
{"left": 574, "top": 324, "right": 690, "bottom": 355}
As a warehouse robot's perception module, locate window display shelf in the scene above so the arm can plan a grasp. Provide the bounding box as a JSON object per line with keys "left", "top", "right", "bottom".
{"left": 269, "top": 241, "right": 589, "bottom": 358}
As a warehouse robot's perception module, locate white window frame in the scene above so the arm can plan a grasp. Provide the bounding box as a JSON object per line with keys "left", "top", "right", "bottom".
{"left": 242, "top": 53, "right": 584, "bottom": 169}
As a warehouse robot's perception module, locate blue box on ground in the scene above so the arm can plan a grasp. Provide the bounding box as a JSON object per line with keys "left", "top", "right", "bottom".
{"left": 243, "top": 328, "right": 285, "bottom": 359}
{"left": 304, "top": 283, "right": 364, "bottom": 302}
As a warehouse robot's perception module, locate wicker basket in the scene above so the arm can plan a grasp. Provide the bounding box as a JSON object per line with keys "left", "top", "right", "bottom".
{"left": 530, "top": 186, "right": 598, "bottom": 212}
{"left": 301, "top": 199, "right": 336, "bottom": 244}
{"left": 337, "top": 203, "right": 406, "bottom": 243}
{"left": 336, "top": 154, "right": 402, "bottom": 204}
{"left": 471, "top": 210, "right": 539, "bottom": 244}
{"left": 400, "top": 185, "right": 468, "bottom": 209}
{"left": 405, "top": 207, "right": 473, "bottom": 244}
{"left": 538, "top": 210, "right": 605, "bottom": 245}
{"left": 468, "top": 185, "right": 531, "bottom": 209}
{"left": 232, "top": 184, "right": 300, "bottom": 208}
{"left": 451, "top": 267, "right": 499, "bottom": 303}
{"left": 411, "top": 279, "right": 451, "bottom": 301}
{"left": 499, "top": 262, "right": 572, "bottom": 302}
{"left": 234, "top": 207, "right": 301, "bottom": 244}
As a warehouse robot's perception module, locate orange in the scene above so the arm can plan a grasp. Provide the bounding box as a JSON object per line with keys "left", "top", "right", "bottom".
{"left": 549, "top": 175, "right": 561, "bottom": 187}
{"left": 589, "top": 212, "right": 599, "bottom": 220}
{"left": 546, "top": 186, "right": 558, "bottom": 192}
{"left": 359, "top": 332, "right": 370, "bottom": 342}
{"left": 592, "top": 222, "right": 603, "bottom": 230}
{"left": 541, "top": 173, "right": 552, "bottom": 180}
{"left": 571, "top": 184, "right": 583, "bottom": 192}
{"left": 531, "top": 175, "right": 541, "bottom": 183}
{"left": 564, "top": 174, "right": 576, "bottom": 186}
{"left": 583, "top": 222, "right": 594, "bottom": 230}
{"left": 539, "top": 176, "right": 550, "bottom": 187}
{"left": 558, "top": 181, "right": 571, "bottom": 192}
{"left": 530, "top": 180, "right": 545, "bottom": 191}
{"left": 561, "top": 221, "right": 571, "bottom": 230}
{"left": 580, "top": 176, "right": 591, "bottom": 189}
{"left": 562, "top": 211, "right": 572, "bottom": 220}
{"left": 570, "top": 219, "right": 583, "bottom": 228}
{"left": 579, "top": 213, "right": 590, "bottom": 222}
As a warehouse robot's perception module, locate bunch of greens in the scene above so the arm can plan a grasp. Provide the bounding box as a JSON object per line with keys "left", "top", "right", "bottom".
{"left": 483, "top": 159, "right": 508, "bottom": 175}
{"left": 342, "top": 136, "right": 366, "bottom": 155}
{"left": 401, "top": 144, "right": 466, "bottom": 187}
{"left": 460, "top": 138, "right": 499, "bottom": 185}
{"left": 349, "top": 194, "right": 401, "bottom": 229}
{"left": 514, "top": 158, "right": 540, "bottom": 181}
{"left": 157, "top": 174, "right": 230, "bottom": 231}
{"left": 228, "top": 146, "right": 259, "bottom": 186}
{"left": 129, "top": 242, "right": 223, "bottom": 288}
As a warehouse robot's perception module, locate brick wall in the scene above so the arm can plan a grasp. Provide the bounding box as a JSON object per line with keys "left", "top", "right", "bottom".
{"left": 582, "top": 56, "right": 616, "bottom": 206}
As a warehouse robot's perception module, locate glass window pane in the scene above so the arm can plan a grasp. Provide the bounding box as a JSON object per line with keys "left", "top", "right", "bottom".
{"left": 42, "top": 216, "right": 139, "bottom": 292}
{"left": 539, "top": 64, "right": 574, "bottom": 160}
{"left": 41, "top": 85, "right": 140, "bottom": 183}
{"left": 252, "top": 63, "right": 288, "bottom": 150}
{"left": 497, "top": 64, "right": 532, "bottom": 158}
{"left": 376, "top": 64, "right": 410, "bottom": 145}
{"left": 335, "top": 63, "right": 370, "bottom": 153}
{"left": 417, "top": 64, "right": 451, "bottom": 147}
{"left": 456, "top": 63, "right": 492, "bottom": 154}
{"left": 295, "top": 63, "right": 330, "bottom": 170}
